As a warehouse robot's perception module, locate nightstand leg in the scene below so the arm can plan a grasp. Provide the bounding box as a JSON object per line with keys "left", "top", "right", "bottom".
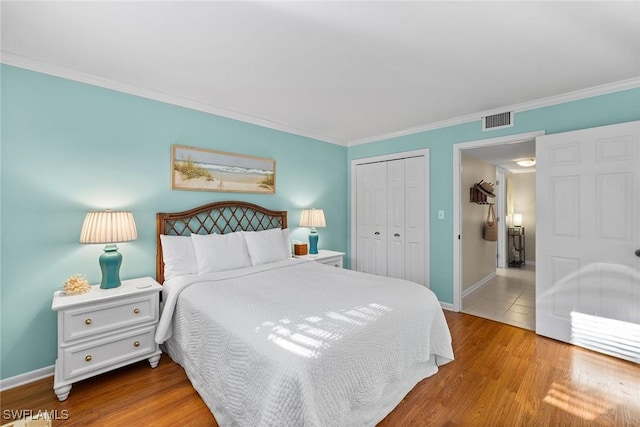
{"left": 55, "top": 384, "right": 72, "bottom": 401}
{"left": 148, "top": 354, "right": 161, "bottom": 368}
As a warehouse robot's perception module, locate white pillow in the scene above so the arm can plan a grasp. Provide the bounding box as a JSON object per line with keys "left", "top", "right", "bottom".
{"left": 281, "top": 228, "right": 291, "bottom": 259}
{"left": 243, "top": 228, "right": 291, "bottom": 266}
{"left": 191, "top": 231, "right": 252, "bottom": 273}
{"left": 160, "top": 234, "right": 198, "bottom": 281}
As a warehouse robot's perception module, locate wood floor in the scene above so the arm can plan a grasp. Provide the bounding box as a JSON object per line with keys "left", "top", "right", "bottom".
{"left": 2, "top": 311, "right": 639, "bottom": 426}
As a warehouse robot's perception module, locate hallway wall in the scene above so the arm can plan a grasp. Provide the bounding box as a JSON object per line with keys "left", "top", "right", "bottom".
{"left": 461, "top": 153, "right": 497, "bottom": 292}
{"left": 507, "top": 172, "right": 536, "bottom": 263}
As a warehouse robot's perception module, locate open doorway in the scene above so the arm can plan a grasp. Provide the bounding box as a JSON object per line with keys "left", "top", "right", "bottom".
{"left": 452, "top": 131, "right": 543, "bottom": 330}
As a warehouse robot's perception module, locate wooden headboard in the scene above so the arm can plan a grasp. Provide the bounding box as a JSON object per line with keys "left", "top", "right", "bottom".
{"left": 156, "top": 200, "right": 288, "bottom": 283}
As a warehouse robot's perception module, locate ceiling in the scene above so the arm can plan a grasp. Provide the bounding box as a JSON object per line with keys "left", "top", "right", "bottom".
{"left": 464, "top": 138, "right": 536, "bottom": 174}
{"left": 2, "top": 1, "right": 639, "bottom": 146}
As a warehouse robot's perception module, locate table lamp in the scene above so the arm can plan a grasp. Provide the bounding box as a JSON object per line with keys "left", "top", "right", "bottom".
{"left": 80, "top": 210, "right": 137, "bottom": 289}
{"left": 299, "top": 208, "right": 326, "bottom": 256}
{"left": 513, "top": 213, "right": 523, "bottom": 227}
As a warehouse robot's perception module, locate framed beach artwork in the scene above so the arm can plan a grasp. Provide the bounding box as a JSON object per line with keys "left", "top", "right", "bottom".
{"left": 171, "top": 145, "right": 276, "bottom": 194}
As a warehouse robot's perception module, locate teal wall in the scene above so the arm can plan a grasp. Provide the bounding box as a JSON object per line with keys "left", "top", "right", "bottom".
{"left": 348, "top": 88, "right": 640, "bottom": 304}
{"left": 0, "top": 65, "right": 347, "bottom": 380}
{"left": 1, "top": 63, "right": 639, "bottom": 381}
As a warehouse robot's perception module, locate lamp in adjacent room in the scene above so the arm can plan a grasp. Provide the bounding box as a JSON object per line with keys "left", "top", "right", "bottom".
{"left": 80, "top": 210, "right": 137, "bottom": 289}
{"left": 513, "top": 213, "right": 523, "bottom": 227}
{"left": 299, "top": 208, "right": 326, "bottom": 256}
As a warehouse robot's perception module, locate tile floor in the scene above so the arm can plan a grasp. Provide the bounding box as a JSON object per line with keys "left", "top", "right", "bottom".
{"left": 462, "top": 265, "right": 535, "bottom": 331}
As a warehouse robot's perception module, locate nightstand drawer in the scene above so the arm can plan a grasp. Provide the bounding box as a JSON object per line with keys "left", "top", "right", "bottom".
{"left": 63, "top": 325, "right": 156, "bottom": 379}
{"left": 317, "top": 256, "right": 343, "bottom": 268}
{"left": 293, "top": 250, "right": 345, "bottom": 268}
{"left": 52, "top": 277, "right": 162, "bottom": 401}
{"left": 62, "top": 294, "right": 158, "bottom": 342}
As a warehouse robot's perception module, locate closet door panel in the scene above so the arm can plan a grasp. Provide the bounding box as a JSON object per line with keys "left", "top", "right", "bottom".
{"left": 387, "top": 159, "right": 406, "bottom": 280}
{"left": 404, "top": 156, "right": 427, "bottom": 286}
{"left": 355, "top": 162, "right": 387, "bottom": 276}
{"left": 354, "top": 152, "right": 428, "bottom": 287}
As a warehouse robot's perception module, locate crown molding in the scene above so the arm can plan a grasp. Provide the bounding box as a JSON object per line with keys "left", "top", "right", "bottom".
{"left": 347, "top": 76, "right": 640, "bottom": 146}
{"left": 0, "top": 52, "right": 347, "bottom": 146}
{"left": 3, "top": 52, "right": 637, "bottom": 148}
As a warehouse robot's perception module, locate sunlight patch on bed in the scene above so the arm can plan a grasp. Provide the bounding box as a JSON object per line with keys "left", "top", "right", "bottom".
{"left": 289, "top": 333, "right": 323, "bottom": 349}
{"left": 327, "top": 303, "right": 392, "bottom": 326}
{"left": 327, "top": 312, "right": 365, "bottom": 326}
{"left": 268, "top": 335, "right": 320, "bottom": 358}
{"left": 345, "top": 310, "right": 376, "bottom": 321}
{"left": 369, "top": 303, "right": 392, "bottom": 312}
{"left": 272, "top": 325, "right": 291, "bottom": 336}
{"left": 301, "top": 326, "right": 343, "bottom": 341}
{"left": 257, "top": 303, "right": 392, "bottom": 358}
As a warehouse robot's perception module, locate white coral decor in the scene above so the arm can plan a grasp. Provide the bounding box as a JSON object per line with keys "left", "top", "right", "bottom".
{"left": 63, "top": 274, "right": 91, "bottom": 295}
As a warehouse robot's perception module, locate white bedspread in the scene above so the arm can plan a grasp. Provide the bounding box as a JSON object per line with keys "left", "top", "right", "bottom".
{"left": 156, "top": 259, "right": 453, "bottom": 426}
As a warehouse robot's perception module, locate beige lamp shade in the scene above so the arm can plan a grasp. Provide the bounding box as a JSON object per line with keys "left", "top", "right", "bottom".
{"left": 80, "top": 210, "right": 138, "bottom": 244}
{"left": 513, "top": 213, "right": 523, "bottom": 227}
{"left": 299, "top": 209, "right": 326, "bottom": 228}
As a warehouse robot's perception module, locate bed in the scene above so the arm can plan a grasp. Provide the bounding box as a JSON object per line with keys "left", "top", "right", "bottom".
{"left": 154, "top": 201, "right": 454, "bottom": 426}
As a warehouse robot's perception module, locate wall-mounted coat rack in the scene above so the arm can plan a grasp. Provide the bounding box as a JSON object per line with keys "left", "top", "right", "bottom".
{"left": 470, "top": 186, "right": 490, "bottom": 204}
{"left": 470, "top": 180, "right": 495, "bottom": 205}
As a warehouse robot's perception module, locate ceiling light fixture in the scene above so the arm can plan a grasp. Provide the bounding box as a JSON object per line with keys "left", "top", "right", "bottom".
{"left": 516, "top": 158, "right": 536, "bottom": 167}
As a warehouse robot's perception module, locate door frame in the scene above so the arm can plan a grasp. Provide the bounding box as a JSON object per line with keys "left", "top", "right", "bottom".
{"left": 452, "top": 131, "right": 544, "bottom": 312}
{"left": 496, "top": 168, "right": 508, "bottom": 269}
{"left": 350, "top": 148, "right": 430, "bottom": 284}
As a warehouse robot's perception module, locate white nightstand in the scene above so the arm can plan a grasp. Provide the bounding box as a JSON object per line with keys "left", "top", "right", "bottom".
{"left": 51, "top": 276, "right": 162, "bottom": 401}
{"left": 294, "top": 249, "right": 345, "bottom": 268}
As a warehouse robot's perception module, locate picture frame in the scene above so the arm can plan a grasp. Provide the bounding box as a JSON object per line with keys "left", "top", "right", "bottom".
{"left": 171, "top": 144, "right": 276, "bottom": 194}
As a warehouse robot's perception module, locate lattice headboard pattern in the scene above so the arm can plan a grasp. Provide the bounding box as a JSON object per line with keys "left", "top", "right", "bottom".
{"left": 156, "top": 200, "right": 288, "bottom": 283}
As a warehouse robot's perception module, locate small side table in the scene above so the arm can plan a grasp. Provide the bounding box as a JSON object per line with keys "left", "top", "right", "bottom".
{"left": 51, "top": 277, "right": 162, "bottom": 401}
{"left": 294, "top": 249, "right": 345, "bottom": 268}
{"left": 508, "top": 227, "right": 525, "bottom": 268}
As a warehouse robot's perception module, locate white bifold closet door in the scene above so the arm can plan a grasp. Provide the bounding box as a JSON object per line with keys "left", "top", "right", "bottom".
{"left": 355, "top": 156, "right": 427, "bottom": 286}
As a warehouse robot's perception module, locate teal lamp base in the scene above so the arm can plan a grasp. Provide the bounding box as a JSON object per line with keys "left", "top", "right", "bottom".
{"left": 308, "top": 228, "right": 319, "bottom": 256}
{"left": 99, "top": 244, "right": 122, "bottom": 289}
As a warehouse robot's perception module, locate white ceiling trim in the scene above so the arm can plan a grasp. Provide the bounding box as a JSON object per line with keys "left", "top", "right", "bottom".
{"left": 2, "top": 52, "right": 638, "bottom": 148}
{"left": 348, "top": 76, "right": 640, "bottom": 147}
{"left": 0, "top": 52, "right": 346, "bottom": 146}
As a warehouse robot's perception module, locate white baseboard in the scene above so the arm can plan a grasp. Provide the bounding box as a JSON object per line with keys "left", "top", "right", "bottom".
{"left": 440, "top": 301, "right": 455, "bottom": 311}
{"left": 525, "top": 260, "right": 536, "bottom": 266}
{"left": 462, "top": 273, "right": 496, "bottom": 298}
{"left": 0, "top": 365, "right": 54, "bottom": 392}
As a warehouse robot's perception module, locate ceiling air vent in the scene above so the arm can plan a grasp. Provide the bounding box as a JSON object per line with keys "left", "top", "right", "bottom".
{"left": 482, "top": 112, "right": 513, "bottom": 131}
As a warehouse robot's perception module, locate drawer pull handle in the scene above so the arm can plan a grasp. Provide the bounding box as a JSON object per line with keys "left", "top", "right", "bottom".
{"left": 133, "top": 308, "right": 140, "bottom": 314}
{"left": 133, "top": 341, "right": 140, "bottom": 347}
{"left": 85, "top": 319, "right": 92, "bottom": 325}
{"left": 85, "top": 355, "right": 92, "bottom": 362}
{"left": 394, "top": 233, "right": 400, "bottom": 237}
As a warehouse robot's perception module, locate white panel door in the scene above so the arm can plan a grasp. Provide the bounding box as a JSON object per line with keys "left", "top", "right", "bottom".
{"left": 536, "top": 121, "right": 640, "bottom": 362}
{"left": 355, "top": 162, "right": 387, "bottom": 276}
{"left": 387, "top": 159, "right": 406, "bottom": 280}
{"left": 404, "top": 156, "right": 427, "bottom": 286}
